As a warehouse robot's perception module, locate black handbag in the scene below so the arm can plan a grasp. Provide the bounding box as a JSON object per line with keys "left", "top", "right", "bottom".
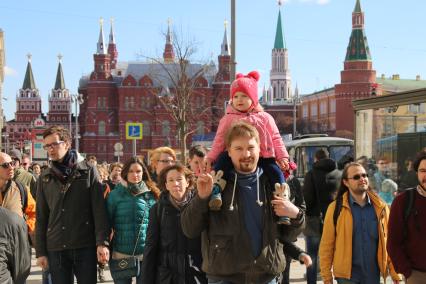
{"left": 109, "top": 209, "right": 146, "bottom": 280}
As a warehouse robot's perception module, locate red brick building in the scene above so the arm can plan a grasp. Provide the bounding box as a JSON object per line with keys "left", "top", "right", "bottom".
{"left": 77, "top": 20, "right": 230, "bottom": 162}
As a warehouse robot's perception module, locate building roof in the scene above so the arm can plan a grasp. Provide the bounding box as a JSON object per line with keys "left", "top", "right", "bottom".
{"left": 22, "top": 59, "right": 36, "bottom": 90}
{"left": 378, "top": 76, "right": 426, "bottom": 94}
{"left": 274, "top": 10, "right": 286, "bottom": 49}
{"left": 79, "top": 60, "right": 217, "bottom": 89}
{"left": 354, "top": 0, "right": 362, "bottom": 13}
{"left": 345, "top": 29, "right": 371, "bottom": 61}
{"left": 54, "top": 61, "right": 66, "bottom": 90}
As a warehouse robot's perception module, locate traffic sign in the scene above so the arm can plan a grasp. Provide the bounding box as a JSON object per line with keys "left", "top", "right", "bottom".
{"left": 125, "top": 123, "right": 143, "bottom": 140}
{"left": 114, "top": 142, "right": 123, "bottom": 151}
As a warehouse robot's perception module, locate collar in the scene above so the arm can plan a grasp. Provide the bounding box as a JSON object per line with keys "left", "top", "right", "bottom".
{"left": 348, "top": 191, "right": 372, "bottom": 207}
{"left": 416, "top": 185, "right": 426, "bottom": 198}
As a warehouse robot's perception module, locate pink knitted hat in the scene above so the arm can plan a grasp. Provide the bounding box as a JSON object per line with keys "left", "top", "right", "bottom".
{"left": 230, "top": 71, "right": 260, "bottom": 108}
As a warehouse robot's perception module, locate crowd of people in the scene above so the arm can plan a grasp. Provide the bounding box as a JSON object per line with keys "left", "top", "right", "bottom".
{"left": 0, "top": 70, "right": 425, "bottom": 284}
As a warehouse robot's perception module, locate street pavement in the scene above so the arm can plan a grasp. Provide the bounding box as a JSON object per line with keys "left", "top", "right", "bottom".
{"left": 26, "top": 237, "right": 319, "bottom": 284}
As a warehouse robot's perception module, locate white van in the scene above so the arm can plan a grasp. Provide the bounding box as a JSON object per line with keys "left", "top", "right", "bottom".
{"left": 285, "top": 134, "right": 354, "bottom": 184}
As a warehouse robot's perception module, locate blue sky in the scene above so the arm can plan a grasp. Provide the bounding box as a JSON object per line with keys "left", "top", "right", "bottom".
{"left": 1, "top": 0, "right": 426, "bottom": 120}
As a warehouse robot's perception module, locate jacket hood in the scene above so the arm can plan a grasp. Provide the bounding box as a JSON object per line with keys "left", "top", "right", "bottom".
{"left": 313, "top": 158, "right": 336, "bottom": 172}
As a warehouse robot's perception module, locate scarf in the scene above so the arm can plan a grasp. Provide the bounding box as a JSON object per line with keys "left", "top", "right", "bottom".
{"left": 50, "top": 150, "right": 78, "bottom": 183}
{"left": 169, "top": 189, "right": 195, "bottom": 210}
{"left": 127, "top": 181, "right": 149, "bottom": 195}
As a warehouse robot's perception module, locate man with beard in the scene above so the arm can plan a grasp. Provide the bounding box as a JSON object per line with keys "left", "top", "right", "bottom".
{"left": 35, "top": 126, "right": 110, "bottom": 284}
{"left": 387, "top": 151, "right": 426, "bottom": 283}
{"left": 319, "top": 163, "right": 401, "bottom": 284}
{"left": 181, "top": 121, "right": 304, "bottom": 284}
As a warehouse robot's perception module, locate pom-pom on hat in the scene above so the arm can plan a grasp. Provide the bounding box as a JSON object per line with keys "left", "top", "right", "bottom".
{"left": 230, "top": 71, "right": 260, "bottom": 108}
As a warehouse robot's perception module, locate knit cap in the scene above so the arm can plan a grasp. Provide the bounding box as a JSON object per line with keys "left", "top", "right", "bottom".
{"left": 230, "top": 71, "right": 260, "bottom": 108}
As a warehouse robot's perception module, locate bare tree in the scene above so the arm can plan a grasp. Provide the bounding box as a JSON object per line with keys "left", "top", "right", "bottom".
{"left": 139, "top": 30, "right": 216, "bottom": 163}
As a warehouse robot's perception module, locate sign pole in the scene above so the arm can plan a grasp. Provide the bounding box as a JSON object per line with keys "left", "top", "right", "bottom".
{"left": 133, "top": 139, "right": 137, "bottom": 157}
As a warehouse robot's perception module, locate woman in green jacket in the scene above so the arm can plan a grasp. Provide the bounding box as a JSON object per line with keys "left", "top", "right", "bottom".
{"left": 107, "top": 156, "right": 160, "bottom": 284}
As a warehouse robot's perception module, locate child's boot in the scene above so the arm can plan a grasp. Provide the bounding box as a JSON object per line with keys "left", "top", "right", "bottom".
{"left": 274, "top": 183, "right": 291, "bottom": 225}
{"left": 209, "top": 170, "right": 226, "bottom": 211}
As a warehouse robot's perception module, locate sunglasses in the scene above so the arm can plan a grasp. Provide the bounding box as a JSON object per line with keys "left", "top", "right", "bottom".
{"left": 347, "top": 173, "right": 368, "bottom": 180}
{"left": 43, "top": 141, "right": 65, "bottom": 150}
{"left": 0, "top": 161, "right": 15, "bottom": 169}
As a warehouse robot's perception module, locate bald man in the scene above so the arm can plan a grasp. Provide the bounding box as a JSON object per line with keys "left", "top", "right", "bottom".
{"left": 0, "top": 152, "right": 36, "bottom": 236}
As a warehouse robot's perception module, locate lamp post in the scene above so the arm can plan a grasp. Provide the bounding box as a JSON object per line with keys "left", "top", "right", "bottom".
{"left": 71, "top": 94, "right": 84, "bottom": 152}
{"left": 230, "top": 0, "right": 236, "bottom": 82}
{"left": 292, "top": 88, "right": 301, "bottom": 138}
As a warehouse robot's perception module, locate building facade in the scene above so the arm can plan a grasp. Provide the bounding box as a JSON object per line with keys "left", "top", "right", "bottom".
{"left": 77, "top": 19, "right": 230, "bottom": 162}
{"left": 2, "top": 55, "right": 75, "bottom": 161}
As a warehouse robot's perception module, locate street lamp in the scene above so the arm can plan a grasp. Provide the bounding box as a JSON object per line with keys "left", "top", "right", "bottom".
{"left": 292, "top": 87, "right": 301, "bottom": 138}
{"left": 71, "top": 94, "right": 84, "bottom": 152}
{"left": 2, "top": 132, "right": 8, "bottom": 152}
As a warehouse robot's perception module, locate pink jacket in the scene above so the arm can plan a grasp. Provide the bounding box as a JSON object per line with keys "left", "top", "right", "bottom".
{"left": 207, "top": 105, "right": 289, "bottom": 162}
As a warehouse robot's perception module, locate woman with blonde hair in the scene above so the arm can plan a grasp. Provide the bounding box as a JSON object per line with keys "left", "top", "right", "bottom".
{"left": 149, "top": 147, "right": 176, "bottom": 182}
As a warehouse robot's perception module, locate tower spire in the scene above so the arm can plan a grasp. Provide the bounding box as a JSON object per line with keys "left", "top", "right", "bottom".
{"left": 22, "top": 53, "right": 36, "bottom": 90}
{"left": 345, "top": 0, "right": 371, "bottom": 61}
{"left": 54, "top": 54, "right": 66, "bottom": 90}
{"left": 108, "top": 17, "right": 118, "bottom": 69}
{"left": 97, "top": 17, "right": 107, "bottom": 54}
{"left": 274, "top": 2, "right": 286, "bottom": 49}
{"left": 109, "top": 17, "right": 116, "bottom": 44}
{"left": 221, "top": 20, "right": 230, "bottom": 56}
{"left": 163, "top": 18, "right": 175, "bottom": 63}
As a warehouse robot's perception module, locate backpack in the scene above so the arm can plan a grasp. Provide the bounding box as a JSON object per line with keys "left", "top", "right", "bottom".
{"left": 403, "top": 188, "right": 420, "bottom": 237}
{"left": 15, "top": 180, "right": 28, "bottom": 213}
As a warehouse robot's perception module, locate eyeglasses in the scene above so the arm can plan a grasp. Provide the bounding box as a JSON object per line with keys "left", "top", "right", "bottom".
{"left": 22, "top": 163, "right": 28, "bottom": 166}
{"left": 347, "top": 173, "right": 368, "bottom": 180}
{"left": 43, "top": 141, "right": 65, "bottom": 150}
{"left": 0, "top": 161, "right": 15, "bottom": 169}
{"left": 158, "top": 159, "right": 175, "bottom": 164}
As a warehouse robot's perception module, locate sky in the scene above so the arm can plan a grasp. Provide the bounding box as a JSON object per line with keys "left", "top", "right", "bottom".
{"left": 1, "top": 0, "right": 426, "bottom": 120}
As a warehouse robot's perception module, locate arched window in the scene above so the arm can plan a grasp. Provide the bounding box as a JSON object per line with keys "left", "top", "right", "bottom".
{"left": 196, "top": 121, "right": 204, "bottom": 135}
{"left": 162, "top": 120, "right": 170, "bottom": 136}
{"left": 98, "top": 121, "right": 106, "bottom": 135}
{"left": 124, "top": 97, "right": 129, "bottom": 110}
{"left": 142, "top": 121, "right": 150, "bottom": 136}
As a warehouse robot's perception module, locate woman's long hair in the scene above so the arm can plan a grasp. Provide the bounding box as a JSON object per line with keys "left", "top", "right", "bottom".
{"left": 333, "top": 162, "right": 361, "bottom": 224}
{"left": 121, "top": 156, "right": 161, "bottom": 200}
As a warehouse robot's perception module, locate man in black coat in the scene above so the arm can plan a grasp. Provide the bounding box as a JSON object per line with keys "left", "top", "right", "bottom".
{"left": 0, "top": 207, "right": 31, "bottom": 284}
{"left": 35, "top": 126, "right": 110, "bottom": 284}
{"left": 302, "top": 149, "right": 338, "bottom": 284}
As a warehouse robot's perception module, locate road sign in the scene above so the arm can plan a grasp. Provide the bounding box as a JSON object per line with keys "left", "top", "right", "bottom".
{"left": 114, "top": 142, "right": 123, "bottom": 151}
{"left": 125, "top": 123, "right": 143, "bottom": 140}
{"left": 114, "top": 151, "right": 123, "bottom": 157}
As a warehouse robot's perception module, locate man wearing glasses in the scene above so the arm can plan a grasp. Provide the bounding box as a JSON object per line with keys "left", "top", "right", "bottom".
{"left": 35, "top": 126, "right": 110, "bottom": 284}
{"left": 0, "top": 152, "right": 36, "bottom": 235}
{"left": 319, "top": 162, "right": 401, "bottom": 284}
{"left": 8, "top": 149, "right": 37, "bottom": 200}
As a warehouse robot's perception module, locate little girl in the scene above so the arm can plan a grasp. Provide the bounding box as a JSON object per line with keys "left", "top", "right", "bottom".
{"left": 205, "top": 71, "right": 290, "bottom": 212}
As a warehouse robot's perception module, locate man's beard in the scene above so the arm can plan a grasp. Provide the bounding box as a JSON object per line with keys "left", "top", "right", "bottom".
{"left": 238, "top": 158, "right": 256, "bottom": 173}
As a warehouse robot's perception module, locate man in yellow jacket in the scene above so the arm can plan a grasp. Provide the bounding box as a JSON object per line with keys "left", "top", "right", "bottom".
{"left": 319, "top": 162, "right": 401, "bottom": 284}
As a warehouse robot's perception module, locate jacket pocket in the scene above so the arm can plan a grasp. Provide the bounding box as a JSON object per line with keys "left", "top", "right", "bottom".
{"left": 208, "top": 237, "right": 233, "bottom": 273}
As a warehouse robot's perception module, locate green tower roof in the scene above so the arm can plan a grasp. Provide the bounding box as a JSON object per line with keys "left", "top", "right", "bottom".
{"left": 22, "top": 60, "right": 36, "bottom": 90}
{"left": 354, "top": 0, "right": 362, "bottom": 13}
{"left": 54, "top": 61, "right": 66, "bottom": 90}
{"left": 274, "top": 10, "right": 286, "bottom": 49}
{"left": 345, "top": 29, "right": 371, "bottom": 61}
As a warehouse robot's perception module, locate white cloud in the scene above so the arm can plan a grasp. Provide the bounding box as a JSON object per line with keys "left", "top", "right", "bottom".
{"left": 4, "top": 66, "right": 18, "bottom": 76}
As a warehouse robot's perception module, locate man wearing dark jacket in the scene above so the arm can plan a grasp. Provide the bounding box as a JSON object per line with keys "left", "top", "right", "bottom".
{"left": 182, "top": 121, "right": 304, "bottom": 284}
{"left": 35, "top": 126, "right": 110, "bottom": 284}
{"left": 0, "top": 207, "right": 31, "bottom": 284}
{"left": 302, "top": 149, "right": 338, "bottom": 284}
